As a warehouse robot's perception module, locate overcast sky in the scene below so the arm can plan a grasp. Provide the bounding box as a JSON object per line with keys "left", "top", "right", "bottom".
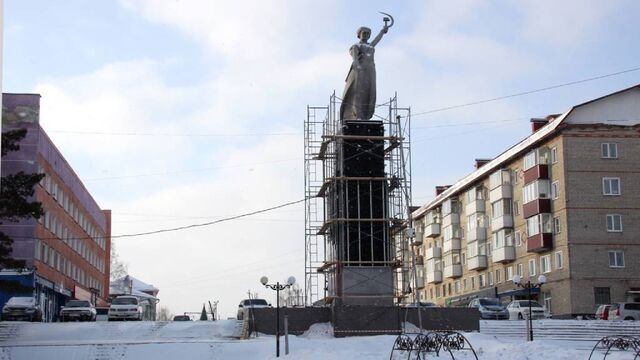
{"left": 3, "top": 0, "right": 640, "bottom": 317}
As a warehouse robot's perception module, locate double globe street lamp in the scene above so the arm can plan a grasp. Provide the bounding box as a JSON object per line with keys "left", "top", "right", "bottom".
{"left": 260, "top": 275, "right": 296, "bottom": 358}
{"left": 512, "top": 274, "right": 546, "bottom": 341}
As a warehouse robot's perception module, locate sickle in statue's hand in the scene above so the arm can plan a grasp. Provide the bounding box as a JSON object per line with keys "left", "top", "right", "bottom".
{"left": 379, "top": 12, "right": 394, "bottom": 28}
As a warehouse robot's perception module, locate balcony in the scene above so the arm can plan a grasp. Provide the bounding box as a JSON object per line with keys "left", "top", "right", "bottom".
{"left": 467, "top": 255, "right": 487, "bottom": 270}
{"left": 489, "top": 184, "right": 512, "bottom": 203}
{"left": 443, "top": 239, "right": 461, "bottom": 253}
{"left": 492, "top": 246, "right": 516, "bottom": 263}
{"left": 467, "top": 227, "right": 487, "bottom": 242}
{"left": 527, "top": 233, "right": 553, "bottom": 253}
{"left": 491, "top": 215, "right": 513, "bottom": 231}
{"left": 424, "top": 223, "right": 441, "bottom": 238}
{"left": 524, "top": 164, "right": 549, "bottom": 183}
{"left": 442, "top": 213, "right": 460, "bottom": 227}
{"left": 426, "top": 246, "right": 442, "bottom": 259}
{"left": 426, "top": 270, "right": 443, "bottom": 284}
{"left": 416, "top": 273, "right": 425, "bottom": 289}
{"left": 412, "top": 232, "right": 424, "bottom": 246}
{"left": 443, "top": 264, "right": 463, "bottom": 278}
{"left": 523, "top": 199, "right": 551, "bottom": 219}
{"left": 465, "top": 200, "right": 485, "bottom": 214}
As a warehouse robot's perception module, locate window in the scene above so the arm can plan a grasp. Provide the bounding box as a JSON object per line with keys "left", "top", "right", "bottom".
{"left": 34, "top": 240, "right": 41, "bottom": 260}
{"left": 495, "top": 269, "right": 502, "bottom": 283}
{"left": 436, "top": 286, "right": 440, "bottom": 298}
{"left": 524, "top": 150, "right": 537, "bottom": 170}
{"left": 594, "top": 287, "right": 611, "bottom": 306}
{"left": 516, "top": 263, "right": 523, "bottom": 277}
{"left": 493, "top": 229, "right": 513, "bottom": 249}
{"left": 542, "top": 292, "right": 552, "bottom": 314}
{"left": 454, "top": 281, "right": 460, "bottom": 294}
{"left": 602, "top": 177, "right": 621, "bottom": 195}
{"left": 513, "top": 200, "right": 520, "bottom": 216}
{"left": 601, "top": 143, "right": 618, "bottom": 159}
{"left": 555, "top": 251, "right": 563, "bottom": 269}
{"left": 523, "top": 180, "right": 551, "bottom": 203}
{"left": 551, "top": 147, "right": 557, "bottom": 163}
{"left": 479, "top": 273, "right": 485, "bottom": 287}
{"left": 506, "top": 266, "right": 513, "bottom": 281}
{"left": 528, "top": 259, "right": 536, "bottom": 276}
{"left": 488, "top": 272, "right": 493, "bottom": 286}
{"left": 491, "top": 199, "right": 512, "bottom": 219}
{"left": 606, "top": 214, "right": 623, "bottom": 232}
{"left": 527, "top": 214, "right": 552, "bottom": 237}
{"left": 489, "top": 170, "right": 510, "bottom": 190}
{"left": 552, "top": 217, "right": 560, "bottom": 234}
{"left": 471, "top": 276, "right": 475, "bottom": 289}
{"left": 551, "top": 181, "right": 559, "bottom": 200}
{"left": 540, "top": 255, "right": 551, "bottom": 273}
{"left": 608, "top": 250, "right": 625, "bottom": 268}
{"left": 511, "top": 169, "right": 519, "bottom": 185}
{"left": 515, "top": 232, "right": 522, "bottom": 247}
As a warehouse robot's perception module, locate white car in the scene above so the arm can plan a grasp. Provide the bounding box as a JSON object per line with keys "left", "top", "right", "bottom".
{"left": 108, "top": 296, "right": 143, "bottom": 321}
{"left": 237, "top": 299, "right": 271, "bottom": 320}
{"left": 60, "top": 300, "right": 96, "bottom": 322}
{"left": 507, "top": 300, "right": 547, "bottom": 320}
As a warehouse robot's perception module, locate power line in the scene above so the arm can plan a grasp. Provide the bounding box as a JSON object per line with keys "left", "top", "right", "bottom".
{"left": 15, "top": 198, "right": 306, "bottom": 241}
{"left": 410, "top": 66, "right": 640, "bottom": 118}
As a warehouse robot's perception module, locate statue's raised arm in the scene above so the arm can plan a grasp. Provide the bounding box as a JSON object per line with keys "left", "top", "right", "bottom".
{"left": 370, "top": 12, "right": 394, "bottom": 47}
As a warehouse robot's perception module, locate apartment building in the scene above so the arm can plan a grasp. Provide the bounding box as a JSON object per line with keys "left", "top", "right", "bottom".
{"left": 1, "top": 93, "right": 111, "bottom": 321}
{"left": 410, "top": 85, "right": 640, "bottom": 317}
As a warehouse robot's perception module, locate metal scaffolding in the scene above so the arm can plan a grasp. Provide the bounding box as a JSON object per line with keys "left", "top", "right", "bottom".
{"left": 304, "top": 93, "right": 412, "bottom": 305}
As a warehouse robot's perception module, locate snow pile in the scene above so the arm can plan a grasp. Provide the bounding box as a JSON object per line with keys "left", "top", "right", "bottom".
{"left": 299, "top": 322, "right": 333, "bottom": 338}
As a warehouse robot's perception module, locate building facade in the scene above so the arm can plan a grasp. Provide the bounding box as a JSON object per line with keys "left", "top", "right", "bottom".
{"left": 411, "top": 85, "right": 640, "bottom": 317}
{"left": 1, "top": 93, "right": 111, "bottom": 321}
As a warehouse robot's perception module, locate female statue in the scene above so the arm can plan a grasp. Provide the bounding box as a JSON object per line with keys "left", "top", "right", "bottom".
{"left": 340, "top": 14, "right": 393, "bottom": 121}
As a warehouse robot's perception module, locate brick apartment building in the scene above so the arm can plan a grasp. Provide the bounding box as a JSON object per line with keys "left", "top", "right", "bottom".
{"left": 410, "top": 85, "right": 640, "bottom": 317}
{"left": 1, "top": 93, "right": 111, "bottom": 321}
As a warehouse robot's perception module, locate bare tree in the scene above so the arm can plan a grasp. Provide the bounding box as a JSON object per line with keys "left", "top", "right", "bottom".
{"left": 157, "top": 306, "right": 173, "bottom": 321}
{"left": 110, "top": 243, "right": 128, "bottom": 281}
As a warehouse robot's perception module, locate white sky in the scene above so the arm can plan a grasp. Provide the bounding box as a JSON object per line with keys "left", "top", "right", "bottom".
{"left": 3, "top": 0, "right": 640, "bottom": 317}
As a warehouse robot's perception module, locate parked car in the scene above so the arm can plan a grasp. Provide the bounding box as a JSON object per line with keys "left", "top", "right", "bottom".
{"left": 595, "top": 304, "right": 611, "bottom": 320}
{"left": 173, "top": 315, "right": 191, "bottom": 321}
{"left": 506, "top": 300, "right": 547, "bottom": 320}
{"left": 403, "top": 301, "right": 438, "bottom": 308}
{"left": 108, "top": 296, "right": 143, "bottom": 321}
{"left": 60, "top": 300, "right": 96, "bottom": 322}
{"left": 1, "top": 296, "right": 43, "bottom": 322}
{"left": 608, "top": 303, "right": 640, "bottom": 321}
{"left": 237, "top": 299, "right": 271, "bottom": 320}
{"left": 469, "top": 298, "right": 509, "bottom": 320}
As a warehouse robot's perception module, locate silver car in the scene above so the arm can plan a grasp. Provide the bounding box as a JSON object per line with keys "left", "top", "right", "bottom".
{"left": 608, "top": 302, "right": 640, "bottom": 321}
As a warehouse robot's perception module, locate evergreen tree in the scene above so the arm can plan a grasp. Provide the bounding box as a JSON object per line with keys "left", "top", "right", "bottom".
{"left": 0, "top": 129, "right": 45, "bottom": 291}
{"left": 199, "top": 304, "right": 208, "bottom": 321}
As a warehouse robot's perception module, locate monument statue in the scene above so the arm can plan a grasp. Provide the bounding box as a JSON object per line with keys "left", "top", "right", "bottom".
{"left": 340, "top": 13, "right": 394, "bottom": 122}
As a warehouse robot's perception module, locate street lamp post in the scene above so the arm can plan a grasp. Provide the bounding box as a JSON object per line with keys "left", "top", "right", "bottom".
{"left": 512, "top": 274, "right": 546, "bottom": 341}
{"left": 260, "top": 275, "right": 296, "bottom": 358}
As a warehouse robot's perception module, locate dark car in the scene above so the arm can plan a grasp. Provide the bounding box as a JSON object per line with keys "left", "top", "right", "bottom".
{"left": 1, "top": 296, "right": 43, "bottom": 322}
{"left": 60, "top": 300, "right": 97, "bottom": 322}
{"left": 469, "top": 298, "right": 509, "bottom": 320}
{"left": 173, "top": 315, "right": 191, "bottom": 321}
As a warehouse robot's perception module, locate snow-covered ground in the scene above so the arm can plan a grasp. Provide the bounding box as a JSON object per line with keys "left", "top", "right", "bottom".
{"left": 0, "top": 320, "right": 637, "bottom": 359}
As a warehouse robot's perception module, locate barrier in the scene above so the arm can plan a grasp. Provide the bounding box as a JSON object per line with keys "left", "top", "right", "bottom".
{"left": 389, "top": 331, "right": 478, "bottom": 360}
{"left": 588, "top": 335, "right": 640, "bottom": 360}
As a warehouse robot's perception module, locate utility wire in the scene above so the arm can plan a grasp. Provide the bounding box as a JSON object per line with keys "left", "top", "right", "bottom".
{"left": 14, "top": 198, "right": 306, "bottom": 241}
{"left": 409, "top": 66, "right": 640, "bottom": 118}
{"left": 48, "top": 130, "right": 301, "bottom": 137}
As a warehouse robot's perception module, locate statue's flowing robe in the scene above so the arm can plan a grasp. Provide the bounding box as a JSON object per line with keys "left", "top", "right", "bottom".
{"left": 340, "top": 43, "right": 376, "bottom": 121}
